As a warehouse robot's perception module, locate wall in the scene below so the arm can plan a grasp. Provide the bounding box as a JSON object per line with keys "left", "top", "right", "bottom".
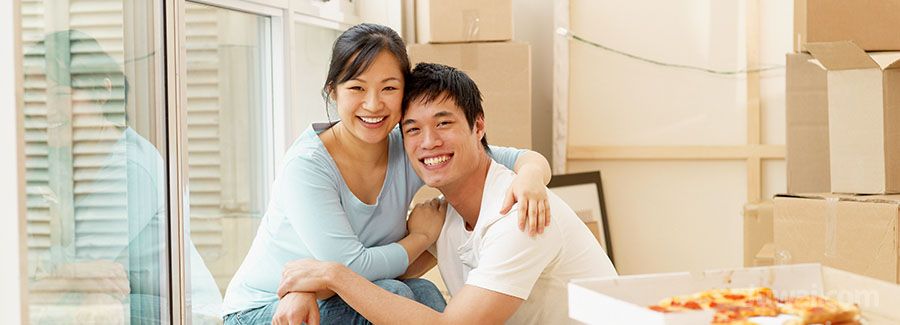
{"left": 513, "top": 0, "right": 554, "bottom": 160}
{"left": 566, "top": 0, "right": 791, "bottom": 275}
{"left": 1, "top": 0, "right": 26, "bottom": 321}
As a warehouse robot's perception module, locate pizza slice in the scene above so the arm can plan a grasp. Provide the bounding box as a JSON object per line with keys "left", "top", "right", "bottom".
{"left": 649, "top": 288, "right": 780, "bottom": 324}
{"left": 779, "top": 295, "right": 860, "bottom": 325}
{"left": 648, "top": 288, "right": 862, "bottom": 325}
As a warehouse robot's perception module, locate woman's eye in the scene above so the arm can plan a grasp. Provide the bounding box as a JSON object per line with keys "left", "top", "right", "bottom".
{"left": 383, "top": 86, "right": 398, "bottom": 91}
{"left": 348, "top": 86, "right": 363, "bottom": 91}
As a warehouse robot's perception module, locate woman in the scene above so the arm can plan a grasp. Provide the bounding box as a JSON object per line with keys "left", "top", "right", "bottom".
{"left": 222, "top": 23, "right": 552, "bottom": 325}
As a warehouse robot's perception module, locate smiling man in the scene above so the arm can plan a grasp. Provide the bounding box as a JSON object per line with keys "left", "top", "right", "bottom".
{"left": 278, "top": 63, "right": 617, "bottom": 324}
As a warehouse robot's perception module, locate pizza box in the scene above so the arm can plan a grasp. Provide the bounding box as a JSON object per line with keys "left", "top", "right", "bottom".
{"left": 568, "top": 264, "right": 900, "bottom": 325}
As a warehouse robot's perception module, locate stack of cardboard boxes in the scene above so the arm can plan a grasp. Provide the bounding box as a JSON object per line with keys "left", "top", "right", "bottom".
{"left": 407, "top": 0, "right": 532, "bottom": 149}
{"left": 409, "top": 0, "right": 533, "bottom": 298}
{"left": 775, "top": 0, "right": 900, "bottom": 284}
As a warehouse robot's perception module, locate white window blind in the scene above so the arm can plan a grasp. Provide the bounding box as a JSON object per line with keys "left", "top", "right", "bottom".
{"left": 185, "top": 4, "right": 225, "bottom": 258}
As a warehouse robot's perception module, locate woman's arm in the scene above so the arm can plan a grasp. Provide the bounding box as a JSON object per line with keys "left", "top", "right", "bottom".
{"left": 281, "top": 157, "right": 419, "bottom": 281}
{"left": 511, "top": 150, "right": 552, "bottom": 184}
{"left": 492, "top": 148, "right": 553, "bottom": 236}
{"left": 399, "top": 251, "right": 438, "bottom": 279}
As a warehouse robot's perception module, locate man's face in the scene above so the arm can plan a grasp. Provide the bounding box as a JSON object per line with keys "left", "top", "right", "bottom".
{"left": 401, "top": 96, "right": 486, "bottom": 189}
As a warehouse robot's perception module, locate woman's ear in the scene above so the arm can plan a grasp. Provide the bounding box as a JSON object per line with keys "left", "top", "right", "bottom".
{"left": 325, "top": 84, "right": 337, "bottom": 101}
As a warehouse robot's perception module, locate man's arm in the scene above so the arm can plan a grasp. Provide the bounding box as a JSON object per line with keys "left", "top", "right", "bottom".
{"left": 329, "top": 264, "right": 523, "bottom": 325}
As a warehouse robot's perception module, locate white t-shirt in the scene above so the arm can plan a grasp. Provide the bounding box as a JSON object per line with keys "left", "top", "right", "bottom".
{"left": 433, "top": 161, "right": 617, "bottom": 324}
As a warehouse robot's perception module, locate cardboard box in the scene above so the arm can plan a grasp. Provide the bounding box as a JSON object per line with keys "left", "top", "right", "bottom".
{"left": 805, "top": 42, "right": 900, "bottom": 194}
{"left": 744, "top": 200, "right": 774, "bottom": 267}
{"left": 794, "top": 0, "right": 900, "bottom": 52}
{"left": 569, "top": 264, "right": 900, "bottom": 325}
{"left": 416, "top": 0, "right": 513, "bottom": 43}
{"left": 408, "top": 42, "right": 532, "bottom": 149}
{"left": 774, "top": 193, "right": 900, "bottom": 284}
{"left": 785, "top": 53, "right": 830, "bottom": 193}
{"left": 754, "top": 243, "right": 776, "bottom": 267}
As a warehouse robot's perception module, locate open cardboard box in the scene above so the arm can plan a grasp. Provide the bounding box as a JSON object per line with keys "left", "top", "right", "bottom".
{"left": 569, "top": 264, "right": 900, "bottom": 325}
{"left": 804, "top": 42, "right": 900, "bottom": 194}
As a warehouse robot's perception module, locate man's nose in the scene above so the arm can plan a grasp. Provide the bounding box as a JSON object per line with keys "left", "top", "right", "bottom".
{"left": 421, "top": 128, "right": 442, "bottom": 149}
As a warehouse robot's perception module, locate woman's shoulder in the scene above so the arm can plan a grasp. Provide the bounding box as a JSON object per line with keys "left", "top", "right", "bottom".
{"left": 282, "top": 123, "right": 337, "bottom": 174}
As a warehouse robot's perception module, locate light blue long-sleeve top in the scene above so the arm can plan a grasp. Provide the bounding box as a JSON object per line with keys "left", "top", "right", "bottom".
{"left": 222, "top": 122, "right": 523, "bottom": 315}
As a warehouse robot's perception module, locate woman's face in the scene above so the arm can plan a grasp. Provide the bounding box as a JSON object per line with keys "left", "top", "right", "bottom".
{"left": 332, "top": 50, "right": 405, "bottom": 144}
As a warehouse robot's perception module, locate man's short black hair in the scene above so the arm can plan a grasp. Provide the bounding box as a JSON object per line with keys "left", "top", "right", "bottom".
{"left": 403, "top": 63, "right": 489, "bottom": 151}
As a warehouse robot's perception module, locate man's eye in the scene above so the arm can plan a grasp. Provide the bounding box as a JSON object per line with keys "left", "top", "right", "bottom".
{"left": 438, "top": 121, "right": 452, "bottom": 127}
{"left": 405, "top": 127, "right": 420, "bottom": 134}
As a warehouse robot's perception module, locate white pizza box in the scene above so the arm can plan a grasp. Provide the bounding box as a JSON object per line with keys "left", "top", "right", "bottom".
{"left": 568, "top": 263, "right": 900, "bottom": 325}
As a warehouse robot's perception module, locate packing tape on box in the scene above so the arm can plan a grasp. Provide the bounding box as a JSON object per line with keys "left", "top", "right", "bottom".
{"left": 462, "top": 10, "right": 480, "bottom": 42}
{"left": 824, "top": 197, "right": 839, "bottom": 258}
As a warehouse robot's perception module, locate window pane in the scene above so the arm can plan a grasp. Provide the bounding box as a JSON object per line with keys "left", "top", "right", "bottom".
{"left": 289, "top": 21, "right": 341, "bottom": 141}
{"left": 183, "top": 2, "right": 272, "bottom": 323}
{"left": 20, "top": 0, "right": 168, "bottom": 323}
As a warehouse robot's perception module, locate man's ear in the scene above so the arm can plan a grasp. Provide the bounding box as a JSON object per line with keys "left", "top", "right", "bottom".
{"left": 474, "top": 115, "right": 486, "bottom": 141}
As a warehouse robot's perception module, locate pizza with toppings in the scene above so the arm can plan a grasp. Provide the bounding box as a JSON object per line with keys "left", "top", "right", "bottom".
{"left": 648, "top": 287, "right": 860, "bottom": 324}
{"left": 779, "top": 295, "right": 860, "bottom": 325}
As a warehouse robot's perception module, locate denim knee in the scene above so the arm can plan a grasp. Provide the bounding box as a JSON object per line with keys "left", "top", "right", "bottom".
{"left": 224, "top": 300, "right": 279, "bottom": 325}
{"left": 403, "top": 278, "right": 447, "bottom": 312}
{"left": 402, "top": 278, "right": 440, "bottom": 296}
{"left": 373, "top": 279, "right": 415, "bottom": 299}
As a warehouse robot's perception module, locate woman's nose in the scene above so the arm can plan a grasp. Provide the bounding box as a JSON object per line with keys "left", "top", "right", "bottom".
{"left": 362, "top": 91, "right": 380, "bottom": 111}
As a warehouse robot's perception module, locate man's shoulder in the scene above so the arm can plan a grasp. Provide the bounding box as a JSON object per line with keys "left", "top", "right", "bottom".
{"left": 487, "top": 160, "right": 516, "bottom": 184}
{"left": 479, "top": 211, "right": 561, "bottom": 250}
{"left": 478, "top": 160, "right": 516, "bottom": 211}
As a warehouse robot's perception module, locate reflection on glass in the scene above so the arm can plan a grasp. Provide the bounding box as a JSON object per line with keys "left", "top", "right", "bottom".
{"left": 20, "top": 1, "right": 167, "bottom": 323}
{"left": 183, "top": 2, "right": 272, "bottom": 324}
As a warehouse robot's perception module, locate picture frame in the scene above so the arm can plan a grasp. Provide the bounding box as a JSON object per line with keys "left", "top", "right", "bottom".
{"left": 547, "top": 171, "right": 614, "bottom": 265}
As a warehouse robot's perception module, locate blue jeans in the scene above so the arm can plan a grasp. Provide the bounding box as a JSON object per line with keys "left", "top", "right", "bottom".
{"left": 224, "top": 278, "right": 446, "bottom": 325}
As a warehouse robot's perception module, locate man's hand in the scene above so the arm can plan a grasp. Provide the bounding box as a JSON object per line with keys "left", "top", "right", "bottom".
{"left": 272, "top": 292, "right": 320, "bottom": 325}
{"left": 407, "top": 198, "right": 447, "bottom": 243}
{"left": 279, "top": 259, "right": 339, "bottom": 299}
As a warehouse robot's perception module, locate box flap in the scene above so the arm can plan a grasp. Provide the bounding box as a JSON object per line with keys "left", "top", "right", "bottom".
{"left": 806, "top": 41, "right": 880, "bottom": 70}
{"left": 786, "top": 52, "right": 831, "bottom": 193}
{"left": 869, "top": 52, "right": 900, "bottom": 69}
{"left": 775, "top": 193, "right": 900, "bottom": 204}
{"left": 886, "top": 57, "right": 900, "bottom": 70}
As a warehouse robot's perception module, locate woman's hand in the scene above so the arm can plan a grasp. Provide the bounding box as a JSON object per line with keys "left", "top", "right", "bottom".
{"left": 500, "top": 167, "right": 551, "bottom": 236}
{"left": 407, "top": 198, "right": 447, "bottom": 243}
{"left": 279, "top": 259, "right": 338, "bottom": 299}
{"left": 272, "top": 292, "right": 320, "bottom": 325}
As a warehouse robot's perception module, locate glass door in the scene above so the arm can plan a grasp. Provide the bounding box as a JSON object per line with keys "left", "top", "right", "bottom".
{"left": 19, "top": 0, "right": 169, "bottom": 323}
{"left": 180, "top": 2, "right": 275, "bottom": 323}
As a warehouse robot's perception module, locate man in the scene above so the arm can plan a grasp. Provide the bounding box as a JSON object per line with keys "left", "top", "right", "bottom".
{"left": 278, "top": 63, "right": 617, "bottom": 324}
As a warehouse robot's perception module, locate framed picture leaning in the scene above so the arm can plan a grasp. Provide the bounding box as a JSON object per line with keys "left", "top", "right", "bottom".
{"left": 547, "top": 171, "right": 614, "bottom": 265}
